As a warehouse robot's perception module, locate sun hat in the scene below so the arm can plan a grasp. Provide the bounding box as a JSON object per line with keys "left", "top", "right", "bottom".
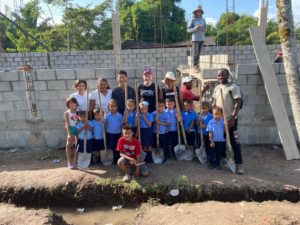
{"left": 143, "top": 67, "right": 152, "bottom": 74}
{"left": 162, "top": 71, "right": 176, "bottom": 83}
{"left": 193, "top": 5, "right": 204, "bottom": 14}
{"left": 182, "top": 76, "right": 193, "bottom": 84}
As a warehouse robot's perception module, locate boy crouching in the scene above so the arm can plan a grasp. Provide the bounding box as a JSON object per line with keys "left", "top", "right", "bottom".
{"left": 117, "top": 125, "right": 149, "bottom": 181}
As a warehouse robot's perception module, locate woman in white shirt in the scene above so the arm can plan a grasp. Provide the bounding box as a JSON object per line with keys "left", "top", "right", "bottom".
{"left": 70, "top": 79, "right": 88, "bottom": 112}
{"left": 89, "top": 78, "right": 112, "bottom": 115}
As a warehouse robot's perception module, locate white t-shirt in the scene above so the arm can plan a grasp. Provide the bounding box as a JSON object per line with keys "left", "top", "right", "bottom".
{"left": 89, "top": 89, "right": 112, "bottom": 114}
{"left": 70, "top": 92, "right": 88, "bottom": 111}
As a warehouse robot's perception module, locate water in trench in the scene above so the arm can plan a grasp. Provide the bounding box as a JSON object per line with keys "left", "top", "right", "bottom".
{"left": 52, "top": 206, "right": 137, "bottom": 225}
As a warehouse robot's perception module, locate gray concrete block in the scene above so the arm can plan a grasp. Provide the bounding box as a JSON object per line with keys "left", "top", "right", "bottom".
{"left": 0, "top": 82, "right": 12, "bottom": 91}
{"left": 75, "top": 69, "right": 96, "bottom": 79}
{"left": 236, "top": 64, "right": 259, "bottom": 75}
{"left": 201, "top": 68, "right": 219, "bottom": 79}
{"left": 33, "top": 81, "right": 47, "bottom": 90}
{"left": 3, "top": 91, "right": 26, "bottom": 101}
{"left": 50, "top": 100, "right": 65, "bottom": 110}
{"left": 95, "top": 68, "right": 116, "bottom": 79}
{"left": 86, "top": 80, "right": 98, "bottom": 89}
{"left": 14, "top": 101, "right": 30, "bottom": 111}
{"left": 36, "top": 91, "right": 59, "bottom": 100}
{"left": 239, "top": 85, "right": 257, "bottom": 95}
{"left": 11, "top": 81, "right": 26, "bottom": 91}
{"left": 276, "top": 74, "right": 287, "bottom": 84}
{"left": 279, "top": 63, "right": 285, "bottom": 73}
{"left": 36, "top": 100, "right": 50, "bottom": 110}
{"left": 279, "top": 84, "right": 289, "bottom": 95}
{"left": 236, "top": 74, "right": 247, "bottom": 85}
{"left": 247, "top": 74, "right": 264, "bottom": 85}
{"left": 255, "top": 105, "right": 273, "bottom": 117}
{"left": 238, "top": 105, "right": 256, "bottom": 118}
{"left": 56, "top": 69, "right": 75, "bottom": 80}
{"left": 58, "top": 90, "right": 73, "bottom": 100}
{"left": 6, "top": 110, "right": 29, "bottom": 121}
{"left": 0, "top": 102, "right": 14, "bottom": 111}
{"left": 36, "top": 70, "right": 56, "bottom": 80}
{"left": 272, "top": 63, "right": 280, "bottom": 73}
{"left": 257, "top": 85, "right": 267, "bottom": 95}
{"left": 245, "top": 95, "right": 267, "bottom": 105}
{"left": 0, "top": 71, "right": 20, "bottom": 81}
{"left": 43, "top": 129, "right": 66, "bottom": 148}
{"left": 0, "top": 112, "right": 6, "bottom": 121}
{"left": 40, "top": 109, "right": 64, "bottom": 121}
{"left": 0, "top": 130, "right": 31, "bottom": 148}
{"left": 47, "top": 80, "right": 66, "bottom": 90}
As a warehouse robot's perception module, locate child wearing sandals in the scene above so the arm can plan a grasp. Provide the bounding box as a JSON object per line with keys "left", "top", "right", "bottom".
{"left": 64, "top": 97, "right": 79, "bottom": 169}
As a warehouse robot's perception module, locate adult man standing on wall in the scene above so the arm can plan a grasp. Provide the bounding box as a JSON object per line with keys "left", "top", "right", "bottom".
{"left": 187, "top": 6, "right": 206, "bottom": 73}
{"left": 211, "top": 68, "right": 244, "bottom": 175}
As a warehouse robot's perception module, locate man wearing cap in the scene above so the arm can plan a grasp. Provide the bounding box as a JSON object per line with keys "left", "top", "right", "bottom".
{"left": 138, "top": 67, "right": 160, "bottom": 113}
{"left": 187, "top": 6, "right": 206, "bottom": 73}
{"left": 181, "top": 76, "right": 210, "bottom": 102}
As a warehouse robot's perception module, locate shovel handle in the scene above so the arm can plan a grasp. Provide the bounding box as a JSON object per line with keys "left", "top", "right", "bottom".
{"left": 198, "top": 81, "right": 204, "bottom": 141}
{"left": 124, "top": 82, "right": 128, "bottom": 124}
{"left": 84, "top": 86, "right": 89, "bottom": 154}
{"left": 174, "top": 86, "right": 187, "bottom": 146}
{"left": 155, "top": 83, "right": 159, "bottom": 147}
{"left": 97, "top": 86, "right": 107, "bottom": 150}
{"left": 135, "top": 80, "right": 141, "bottom": 143}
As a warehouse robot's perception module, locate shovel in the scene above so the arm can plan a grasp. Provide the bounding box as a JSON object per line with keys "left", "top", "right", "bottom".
{"left": 97, "top": 85, "right": 113, "bottom": 166}
{"left": 78, "top": 86, "right": 92, "bottom": 169}
{"left": 220, "top": 89, "right": 236, "bottom": 173}
{"left": 173, "top": 87, "right": 186, "bottom": 160}
{"left": 180, "top": 119, "right": 194, "bottom": 161}
{"left": 152, "top": 83, "right": 164, "bottom": 164}
{"left": 195, "top": 83, "right": 207, "bottom": 164}
{"left": 124, "top": 81, "right": 128, "bottom": 124}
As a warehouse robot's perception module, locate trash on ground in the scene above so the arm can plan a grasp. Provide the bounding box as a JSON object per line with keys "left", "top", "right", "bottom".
{"left": 53, "top": 159, "right": 61, "bottom": 164}
{"left": 76, "top": 208, "right": 85, "bottom": 213}
{"left": 112, "top": 205, "right": 123, "bottom": 211}
{"left": 170, "top": 189, "right": 179, "bottom": 197}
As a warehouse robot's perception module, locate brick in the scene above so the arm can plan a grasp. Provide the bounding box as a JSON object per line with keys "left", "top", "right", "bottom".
{"left": 0, "top": 102, "right": 14, "bottom": 111}
{"left": 47, "top": 80, "right": 66, "bottom": 90}
{"left": 36, "top": 70, "right": 56, "bottom": 80}
{"left": 11, "top": 81, "right": 26, "bottom": 91}
{"left": 236, "top": 64, "right": 259, "bottom": 75}
{"left": 56, "top": 69, "right": 75, "bottom": 80}
{"left": 0, "top": 82, "right": 12, "bottom": 91}
{"left": 0, "top": 71, "right": 20, "bottom": 81}
{"left": 33, "top": 81, "right": 47, "bottom": 90}
{"left": 36, "top": 91, "right": 59, "bottom": 100}
{"left": 75, "top": 69, "right": 95, "bottom": 79}
{"left": 6, "top": 110, "right": 29, "bottom": 121}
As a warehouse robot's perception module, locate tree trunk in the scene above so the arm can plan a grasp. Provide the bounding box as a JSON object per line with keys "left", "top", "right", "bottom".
{"left": 277, "top": 0, "right": 300, "bottom": 143}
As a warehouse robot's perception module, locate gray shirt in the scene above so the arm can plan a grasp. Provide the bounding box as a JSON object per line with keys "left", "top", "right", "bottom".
{"left": 187, "top": 17, "right": 206, "bottom": 42}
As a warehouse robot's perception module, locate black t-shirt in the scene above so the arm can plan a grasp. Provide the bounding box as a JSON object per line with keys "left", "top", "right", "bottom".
{"left": 162, "top": 86, "right": 180, "bottom": 103}
{"left": 112, "top": 85, "right": 136, "bottom": 114}
{"left": 138, "top": 83, "right": 157, "bottom": 113}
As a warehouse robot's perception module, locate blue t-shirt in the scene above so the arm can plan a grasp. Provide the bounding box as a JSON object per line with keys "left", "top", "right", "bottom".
{"left": 181, "top": 110, "right": 197, "bottom": 131}
{"left": 152, "top": 111, "right": 170, "bottom": 134}
{"left": 105, "top": 112, "right": 123, "bottom": 134}
{"left": 187, "top": 17, "right": 206, "bottom": 42}
{"left": 140, "top": 112, "right": 153, "bottom": 128}
{"left": 92, "top": 119, "right": 103, "bottom": 140}
{"left": 206, "top": 118, "right": 225, "bottom": 142}
{"left": 197, "top": 112, "right": 213, "bottom": 135}
{"left": 164, "top": 108, "right": 177, "bottom": 132}
{"left": 76, "top": 121, "right": 94, "bottom": 140}
{"left": 126, "top": 110, "right": 136, "bottom": 127}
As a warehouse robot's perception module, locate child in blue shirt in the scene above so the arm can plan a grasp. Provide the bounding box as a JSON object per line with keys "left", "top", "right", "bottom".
{"left": 105, "top": 99, "right": 123, "bottom": 163}
{"left": 76, "top": 111, "right": 94, "bottom": 154}
{"left": 152, "top": 99, "right": 171, "bottom": 161}
{"left": 165, "top": 98, "right": 178, "bottom": 158}
{"left": 137, "top": 101, "right": 153, "bottom": 163}
{"left": 181, "top": 100, "right": 197, "bottom": 147}
{"left": 206, "top": 106, "right": 226, "bottom": 169}
{"left": 91, "top": 108, "right": 104, "bottom": 164}
{"left": 197, "top": 101, "right": 213, "bottom": 163}
{"left": 123, "top": 99, "right": 137, "bottom": 133}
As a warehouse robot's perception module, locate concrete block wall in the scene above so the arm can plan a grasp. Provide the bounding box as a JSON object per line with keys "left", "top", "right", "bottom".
{"left": 0, "top": 44, "right": 288, "bottom": 72}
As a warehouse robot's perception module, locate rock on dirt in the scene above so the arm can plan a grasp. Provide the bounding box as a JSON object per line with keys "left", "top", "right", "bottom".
{"left": 0, "top": 203, "right": 69, "bottom": 225}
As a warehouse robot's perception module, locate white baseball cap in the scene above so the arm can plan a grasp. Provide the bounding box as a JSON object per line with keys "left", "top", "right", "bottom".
{"left": 182, "top": 76, "right": 193, "bottom": 84}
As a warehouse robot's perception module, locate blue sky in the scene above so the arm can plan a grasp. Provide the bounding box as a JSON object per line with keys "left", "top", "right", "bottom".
{"left": 1, "top": 0, "right": 300, "bottom": 25}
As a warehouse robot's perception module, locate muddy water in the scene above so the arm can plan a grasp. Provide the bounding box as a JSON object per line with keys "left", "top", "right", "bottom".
{"left": 52, "top": 206, "right": 137, "bottom": 225}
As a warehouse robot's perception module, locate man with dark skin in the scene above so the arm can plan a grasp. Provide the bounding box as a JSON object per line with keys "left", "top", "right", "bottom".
{"left": 181, "top": 76, "right": 209, "bottom": 101}
{"left": 211, "top": 68, "right": 244, "bottom": 174}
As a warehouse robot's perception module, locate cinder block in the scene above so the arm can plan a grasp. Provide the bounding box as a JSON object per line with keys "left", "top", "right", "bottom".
{"left": 279, "top": 84, "right": 289, "bottom": 94}
{"left": 43, "top": 129, "right": 66, "bottom": 148}
{"left": 0, "top": 71, "right": 20, "bottom": 81}
{"left": 56, "top": 69, "right": 75, "bottom": 80}
{"left": 14, "top": 101, "right": 30, "bottom": 110}
{"left": 95, "top": 68, "right": 116, "bottom": 79}
{"left": 6, "top": 110, "right": 29, "bottom": 121}
{"left": 36, "top": 100, "right": 50, "bottom": 110}
{"left": 236, "top": 64, "right": 259, "bottom": 75}
{"left": 40, "top": 109, "right": 64, "bottom": 121}
{"left": 255, "top": 105, "right": 273, "bottom": 117}
{"left": 0, "top": 130, "right": 31, "bottom": 148}
{"left": 0, "top": 112, "right": 6, "bottom": 121}
{"left": 86, "top": 80, "right": 98, "bottom": 89}
{"left": 247, "top": 74, "right": 264, "bottom": 85}
{"left": 276, "top": 74, "right": 287, "bottom": 84}
{"left": 238, "top": 105, "right": 256, "bottom": 119}
{"left": 47, "top": 80, "right": 66, "bottom": 90}
{"left": 279, "top": 64, "right": 285, "bottom": 73}
{"left": 36, "top": 91, "right": 59, "bottom": 100}
{"left": 50, "top": 100, "right": 65, "bottom": 110}
{"left": 36, "top": 70, "right": 56, "bottom": 80}
{"left": 239, "top": 85, "right": 257, "bottom": 95}
{"left": 3, "top": 91, "right": 26, "bottom": 101}
{"left": 273, "top": 63, "right": 280, "bottom": 73}
{"left": 244, "top": 95, "right": 267, "bottom": 105}
{"left": 236, "top": 74, "right": 247, "bottom": 85}
{"left": 33, "top": 81, "right": 47, "bottom": 90}
{"left": 257, "top": 85, "right": 267, "bottom": 95}
{"left": 0, "top": 102, "right": 14, "bottom": 111}
{"left": 75, "top": 69, "right": 96, "bottom": 79}
{"left": 0, "top": 82, "right": 12, "bottom": 91}
{"left": 11, "top": 81, "right": 26, "bottom": 91}
{"left": 58, "top": 90, "right": 73, "bottom": 100}
{"left": 201, "top": 68, "right": 219, "bottom": 79}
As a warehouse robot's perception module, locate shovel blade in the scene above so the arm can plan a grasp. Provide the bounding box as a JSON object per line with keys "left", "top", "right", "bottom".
{"left": 226, "top": 157, "right": 236, "bottom": 174}
{"left": 195, "top": 145, "right": 207, "bottom": 164}
{"left": 100, "top": 149, "right": 113, "bottom": 166}
{"left": 184, "top": 146, "right": 194, "bottom": 161}
{"left": 152, "top": 148, "right": 164, "bottom": 164}
{"left": 78, "top": 152, "right": 91, "bottom": 169}
{"left": 174, "top": 145, "right": 186, "bottom": 161}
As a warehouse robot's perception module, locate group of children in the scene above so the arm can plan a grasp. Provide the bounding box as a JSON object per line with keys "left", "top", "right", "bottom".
{"left": 64, "top": 85, "right": 228, "bottom": 181}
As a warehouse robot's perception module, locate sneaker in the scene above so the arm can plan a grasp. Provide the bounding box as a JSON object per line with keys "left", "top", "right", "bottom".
{"left": 193, "top": 65, "right": 200, "bottom": 73}
{"left": 236, "top": 164, "right": 244, "bottom": 175}
{"left": 123, "top": 173, "right": 130, "bottom": 182}
{"left": 68, "top": 162, "right": 76, "bottom": 170}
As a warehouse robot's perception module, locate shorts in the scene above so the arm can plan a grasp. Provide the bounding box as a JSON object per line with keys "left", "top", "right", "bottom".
{"left": 140, "top": 128, "right": 152, "bottom": 147}
{"left": 117, "top": 157, "right": 148, "bottom": 176}
{"left": 93, "top": 139, "right": 104, "bottom": 152}
{"left": 69, "top": 126, "right": 77, "bottom": 136}
{"left": 76, "top": 139, "right": 93, "bottom": 153}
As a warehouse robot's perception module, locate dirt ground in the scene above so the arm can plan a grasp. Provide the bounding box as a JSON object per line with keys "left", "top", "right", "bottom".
{"left": 135, "top": 201, "right": 300, "bottom": 225}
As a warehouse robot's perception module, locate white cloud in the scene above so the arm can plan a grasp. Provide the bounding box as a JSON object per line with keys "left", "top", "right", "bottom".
{"left": 205, "top": 17, "right": 218, "bottom": 27}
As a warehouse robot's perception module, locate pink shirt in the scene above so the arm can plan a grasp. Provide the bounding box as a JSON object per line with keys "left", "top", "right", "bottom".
{"left": 181, "top": 85, "right": 196, "bottom": 101}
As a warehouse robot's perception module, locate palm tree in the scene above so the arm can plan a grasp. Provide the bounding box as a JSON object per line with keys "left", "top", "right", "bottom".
{"left": 277, "top": 0, "right": 300, "bottom": 143}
